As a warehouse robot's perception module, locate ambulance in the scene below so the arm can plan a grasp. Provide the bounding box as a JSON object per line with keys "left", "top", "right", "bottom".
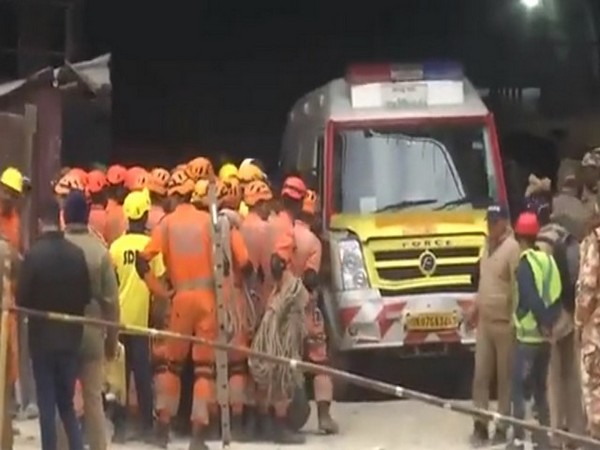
{"left": 279, "top": 61, "right": 507, "bottom": 361}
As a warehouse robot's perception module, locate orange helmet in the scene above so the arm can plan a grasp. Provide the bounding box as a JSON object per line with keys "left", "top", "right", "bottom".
{"left": 220, "top": 178, "right": 242, "bottom": 209}
{"left": 68, "top": 168, "right": 88, "bottom": 187}
{"left": 148, "top": 168, "right": 170, "bottom": 195}
{"left": 191, "top": 179, "right": 210, "bottom": 206}
{"left": 54, "top": 173, "right": 84, "bottom": 196}
{"left": 86, "top": 170, "right": 107, "bottom": 195}
{"left": 186, "top": 157, "right": 214, "bottom": 181}
{"left": 302, "top": 190, "right": 318, "bottom": 215}
{"left": 106, "top": 164, "right": 127, "bottom": 185}
{"left": 125, "top": 167, "right": 149, "bottom": 191}
{"left": 238, "top": 163, "right": 265, "bottom": 183}
{"left": 281, "top": 176, "right": 307, "bottom": 200}
{"left": 167, "top": 170, "right": 195, "bottom": 196}
{"left": 244, "top": 180, "right": 273, "bottom": 207}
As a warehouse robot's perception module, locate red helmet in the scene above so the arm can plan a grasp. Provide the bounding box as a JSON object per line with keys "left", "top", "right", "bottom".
{"left": 86, "top": 170, "right": 107, "bottom": 195}
{"left": 281, "top": 176, "right": 307, "bottom": 200}
{"left": 514, "top": 212, "right": 540, "bottom": 237}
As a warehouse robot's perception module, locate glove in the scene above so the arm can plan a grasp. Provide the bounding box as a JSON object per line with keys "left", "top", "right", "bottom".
{"left": 302, "top": 269, "right": 319, "bottom": 293}
{"left": 270, "top": 253, "right": 285, "bottom": 281}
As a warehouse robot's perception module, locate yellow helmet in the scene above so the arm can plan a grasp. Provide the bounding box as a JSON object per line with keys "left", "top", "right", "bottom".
{"left": 238, "top": 163, "right": 265, "bottom": 183}
{"left": 0, "top": 167, "right": 24, "bottom": 194}
{"left": 191, "top": 179, "right": 210, "bottom": 207}
{"left": 123, "top": 188, "right": 151, "bottom": 220}
{"left": 219, "top": 163, "right": 238, "bottom": 181}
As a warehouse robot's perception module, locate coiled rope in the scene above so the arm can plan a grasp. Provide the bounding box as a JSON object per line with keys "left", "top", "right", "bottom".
{"left": 249, "top": 272, "right": 308, "bottom": 402}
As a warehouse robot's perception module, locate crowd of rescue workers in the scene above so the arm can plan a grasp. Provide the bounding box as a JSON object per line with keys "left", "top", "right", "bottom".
{"left": 5, "top": 148, "right": 600, "bottom": 450}
{"left": 0, "top": 157, "right": 337, "bottom": 450}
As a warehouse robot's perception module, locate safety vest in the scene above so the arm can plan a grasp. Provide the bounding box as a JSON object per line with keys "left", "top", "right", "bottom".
{"left": 514, "top": 249, "right": 562, "bottom": 343}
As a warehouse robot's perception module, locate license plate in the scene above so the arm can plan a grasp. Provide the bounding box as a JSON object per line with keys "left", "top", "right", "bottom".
{"left": 406, "top": 313, "right": 458, "bottom": 331}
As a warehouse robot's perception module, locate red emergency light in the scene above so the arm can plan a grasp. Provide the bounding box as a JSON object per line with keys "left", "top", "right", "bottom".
{"left": 346, "top": 61, "right": 464, "bottom": 85}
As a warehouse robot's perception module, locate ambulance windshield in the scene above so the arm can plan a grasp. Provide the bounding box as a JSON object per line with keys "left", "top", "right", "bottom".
{"left": 332, "top": 122, "right": 498, "bottom": 214}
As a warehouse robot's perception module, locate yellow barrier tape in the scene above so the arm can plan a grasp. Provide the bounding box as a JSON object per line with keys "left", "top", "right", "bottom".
{"left": 9, "top": 305, "right": 600, "bottom": 448}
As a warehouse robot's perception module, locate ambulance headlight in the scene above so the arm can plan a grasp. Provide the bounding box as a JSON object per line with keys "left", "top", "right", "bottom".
{"left": 339, "top": 239, "right": 369, "bottom": 290}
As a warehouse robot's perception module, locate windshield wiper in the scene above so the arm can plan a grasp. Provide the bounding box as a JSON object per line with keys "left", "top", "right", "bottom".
{"left": 374, "top": 199, "right": 438, "bottom": 213}
{"left": 434, "top": 196, "right": 489, "bottom": 211}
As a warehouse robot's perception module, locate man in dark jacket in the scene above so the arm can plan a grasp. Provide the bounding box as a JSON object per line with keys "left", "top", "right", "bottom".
{"left": 16, "top": 200, "right": 90, "bottom": 450}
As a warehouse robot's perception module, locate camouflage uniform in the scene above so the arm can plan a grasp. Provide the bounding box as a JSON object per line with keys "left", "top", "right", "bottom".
{"left": 576, "top": 225, "right": 600, "bottom": 437}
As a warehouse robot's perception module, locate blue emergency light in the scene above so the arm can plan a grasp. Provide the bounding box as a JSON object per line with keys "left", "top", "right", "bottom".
{"left": 346, "top": 60, "right": 464, "bottom": 85}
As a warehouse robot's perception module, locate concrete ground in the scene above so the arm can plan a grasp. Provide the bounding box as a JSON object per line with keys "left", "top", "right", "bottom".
{"left": 12, "top": 400, "right": 531, "bottom": 450}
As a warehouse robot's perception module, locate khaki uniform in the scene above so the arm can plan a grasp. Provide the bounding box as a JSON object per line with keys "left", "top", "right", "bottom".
{"left": 57, "top": 224, "right": 119, "bottom": 450}
{"left": 472, "top": 230, "right": 520, "bottom": 431}
{"left": 552, "top": 191, "right": 591, "bottom": 241}
{"left": 580, "top": 186, "right": 597, "bottom": 218}
{"left": 536, "top": 223, "right": 585, "bottom": 441}
{"left": 576, "top": 226, "right": 600, "bottom": 437}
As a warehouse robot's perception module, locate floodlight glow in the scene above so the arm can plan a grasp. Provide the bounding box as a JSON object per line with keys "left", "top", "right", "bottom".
{"left": 521, "top": 0, "right": 541, "bottom": 8}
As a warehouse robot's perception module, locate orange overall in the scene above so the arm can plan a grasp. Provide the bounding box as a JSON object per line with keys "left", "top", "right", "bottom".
{"left": 142, "top": 203, "right": 249, "bottom": 427}
{"left": 292, "top": 220, "right": 332, "bottom": 402}
{"left": 88, "top": 204, "right": 108, "bottom": 241}
{"left": 105, "top": 198, "right": 127, "bottom": 245}
{"left": 222, "top": 219, "right": 251, "bottom": 415}
{"left": 0, "top": 211, "right": 20, "bottom": 252}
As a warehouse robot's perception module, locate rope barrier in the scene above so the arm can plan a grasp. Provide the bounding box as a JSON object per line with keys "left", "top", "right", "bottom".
{"left": 8, "top": 305, "right": 600, "bottom": 448}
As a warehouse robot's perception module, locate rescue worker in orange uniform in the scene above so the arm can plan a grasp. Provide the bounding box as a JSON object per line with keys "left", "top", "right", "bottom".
{"left": 86, "top": 170, "right": 109, "bottom": 240}
{"left": 147, "top": 168, "right": 170, "bottom": 231}
{"left": 105, "top": 165, "right": 128, "bottom": 245}
{"left": 192, "top": 178, "right": 255, "bottom": 442}
{"left": 260, "top": 175, "right": 308, "bottom": 444}
{"left": 139, "top": 171, "right": 254, "bottom": 450}
{"left": 292, "top": 190, "right": 338, "bottom": 434}
{"left": 0, "top": 167, "right": 26, "bottom": 251}
{"left": 238, "top": 180, "right": 273, "bottom": 437}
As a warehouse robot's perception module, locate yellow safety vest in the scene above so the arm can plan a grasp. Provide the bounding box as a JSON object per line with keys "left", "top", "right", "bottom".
{"left": 514, "top": 249, "right": 562, "bottom": 344}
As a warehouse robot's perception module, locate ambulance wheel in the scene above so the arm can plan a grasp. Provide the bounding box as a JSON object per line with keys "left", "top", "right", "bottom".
{"left": 286, "top": 383, "right": 311, "bottom": 431}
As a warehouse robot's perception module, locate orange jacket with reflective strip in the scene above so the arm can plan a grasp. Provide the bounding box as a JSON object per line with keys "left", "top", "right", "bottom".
{"left": 0, "top": 212, "right": 20, "bottom": 252}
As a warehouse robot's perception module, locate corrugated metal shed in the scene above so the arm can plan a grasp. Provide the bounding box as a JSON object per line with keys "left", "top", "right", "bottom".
{"left": 0, "top": 53, "right": 111, "bottom": 100}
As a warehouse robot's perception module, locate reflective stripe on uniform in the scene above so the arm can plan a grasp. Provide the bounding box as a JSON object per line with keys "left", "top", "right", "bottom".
{"left": 174, "top": 277, "right": 215, "bottom": 291}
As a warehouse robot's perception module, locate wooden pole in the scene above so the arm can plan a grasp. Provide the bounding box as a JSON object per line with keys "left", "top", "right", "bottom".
{"left": 0, "top": 250, "right": 12, "bottom": 442}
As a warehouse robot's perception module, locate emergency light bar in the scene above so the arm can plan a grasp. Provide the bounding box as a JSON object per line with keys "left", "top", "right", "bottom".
{"left": 346, "top": 61, "right": 464, "bottom": 85}
{"left": 347, "top": 61, "right": 465, "bottom": 109}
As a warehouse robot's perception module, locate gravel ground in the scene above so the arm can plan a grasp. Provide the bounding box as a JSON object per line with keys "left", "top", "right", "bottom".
{"left": 11, "top": 400, "right": 533, "bottom": 450}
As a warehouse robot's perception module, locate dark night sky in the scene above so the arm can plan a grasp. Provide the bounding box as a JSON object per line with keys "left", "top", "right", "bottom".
{"left": 80, "top": 0, "right": 597, "bottom": 168}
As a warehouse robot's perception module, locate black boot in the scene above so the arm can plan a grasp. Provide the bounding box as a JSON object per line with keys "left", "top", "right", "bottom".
{"left": 243, "top": 406, "right": 258, "bottom": 441}
{"left": 150, "top": 422, "right": 170, "bottom": 449}
{"left": 231, "top": 414, "right": 247, "bottom": 442}
{"left": 256, "top": 412, "right": 273, "bottom": 441}
{"left": 189, "top": 425, "right": 210, "bottom": 450}
{"left": 273, "top": 416, "right": 306, "bottom": 444}
{"left": 469, "top": 421, "right": 489, "bottom": 448}
{"left": 317, "top": 401, "right": 339, "bottom": 435}
{"left": 111, "top": 405, "right": 127, "bottom": 444}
